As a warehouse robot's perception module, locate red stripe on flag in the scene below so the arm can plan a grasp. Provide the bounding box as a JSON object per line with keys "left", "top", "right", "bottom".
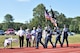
{"left": 50, "top": 18, "right": 57, "bottom": 27}
{"left": 45, "top": 10, "right": 57, "bottom": 27}
{"left": 45, "top": 11, "right": 51, "bottom": 20}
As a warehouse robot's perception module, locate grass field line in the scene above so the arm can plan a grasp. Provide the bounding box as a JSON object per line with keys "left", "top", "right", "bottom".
{"left": 12, "top": 48, "right": 80, "bottom": 53}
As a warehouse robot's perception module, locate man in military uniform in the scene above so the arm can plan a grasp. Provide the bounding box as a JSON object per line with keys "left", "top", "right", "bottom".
{"left": 61, "top": 25, "right": 69, "bottom": 47}
{"left": 45, "top": 26, "right": 54, "bottom": 48}
{"left": 54, "top": 27, "right": 62, "bottom": 48}
{"left": 36, "top": 25, "right": 45, "bottom": 49}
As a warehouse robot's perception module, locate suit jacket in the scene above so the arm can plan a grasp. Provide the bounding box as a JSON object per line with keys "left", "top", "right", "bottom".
{"left": 36, "top": 28, "right": 42, "bottom": 39}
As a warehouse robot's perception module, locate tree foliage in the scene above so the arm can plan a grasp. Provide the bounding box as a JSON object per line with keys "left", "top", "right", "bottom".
{"left": 4, "top": 14, "right": 14, "bottom": 22}
{"left": 29, "top": 3, "right": 46, "bottom": 29}
{"left": 2, "top": 14, "right": 14, "bottom": 30}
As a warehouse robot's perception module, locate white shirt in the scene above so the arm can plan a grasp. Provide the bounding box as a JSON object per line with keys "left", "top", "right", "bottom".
{"left": 17, "top": 30, "right": 25, "bottom": 37}
{"left": 63, "top": 28, "right": 68, "bottom": 32}
{"left": 31, "top": 30, "right": 36, "bottom": 34}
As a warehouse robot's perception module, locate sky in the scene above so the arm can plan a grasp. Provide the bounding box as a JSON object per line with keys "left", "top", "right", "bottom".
{"left": 0, "top": 0, "right": 80, "bottom": 23}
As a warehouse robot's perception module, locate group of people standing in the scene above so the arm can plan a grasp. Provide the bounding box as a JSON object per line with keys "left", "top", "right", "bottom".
{"left": 17, "top": 24, "right": 69, "bottom": 49}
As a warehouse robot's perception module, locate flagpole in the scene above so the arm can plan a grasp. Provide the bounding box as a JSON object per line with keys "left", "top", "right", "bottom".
{"left": 45, "top": 9, "right": 48, "bottom": 27}
{"left": 46, "top": 18, "right": 48, "bottom": 27}
{"left": 50, "top": 5, "right": 51, "bottom": 10}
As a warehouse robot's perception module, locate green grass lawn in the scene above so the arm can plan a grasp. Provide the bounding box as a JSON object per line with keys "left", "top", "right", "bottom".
{"left": 53, "top": 34, "right": 80, "bottom": 44}
{"left": 0, "top": 34, "right": 80, "bottom": 48}
{"left": 68, "top": 34, "right": 80, "bottom": 44}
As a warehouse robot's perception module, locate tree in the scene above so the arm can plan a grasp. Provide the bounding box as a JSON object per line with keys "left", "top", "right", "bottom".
{"left": 13, "top": 22, "right": 23, "bottom": 30}
{"left": 29, "top": 3, "right": 46, "bottom": 28}
{"left": 3, "top": 14, "right": 14, "bottom": 30}
{"left": 0, "top": 23, "right": 3, "bottom": 30}
{"left": 73, "top": 17, "right": 80, "bottom": 33}
{"left": 56, "top": 13, "right": 67, "bottom": 28}
{"left": 4, "top": 14, "right": 14, "bottom": 22}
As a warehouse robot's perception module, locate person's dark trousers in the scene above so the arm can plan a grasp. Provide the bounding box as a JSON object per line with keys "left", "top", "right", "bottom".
{"left": 54, "top": 37, "right": 61, "bottom": 47}
{"left": 61, "top": 37, "right": 68, "bottom": 47}
{"left": 19, "top": 36, "right": 24, "bottom": 48}
{"left": 26, "top": 38, "right": 31, "bottom": 47}
{"left": 61, "top": 32, "right": 68, "bottom": 47}
{"left": 36, "top": 38, "right": 45, "bottom": 49}
{"left": 45, "top": 36, "right": 54, "bottom": 48}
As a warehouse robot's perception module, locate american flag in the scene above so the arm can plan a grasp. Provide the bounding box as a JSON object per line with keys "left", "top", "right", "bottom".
{"left": 50, "top": 18, "right": 57, "bottom": 27}
{"left": 45, "top": 10, "right": 51, "bottom": 20}
{"left": 45, "top": 10, "right": 57, "bottom": 27}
